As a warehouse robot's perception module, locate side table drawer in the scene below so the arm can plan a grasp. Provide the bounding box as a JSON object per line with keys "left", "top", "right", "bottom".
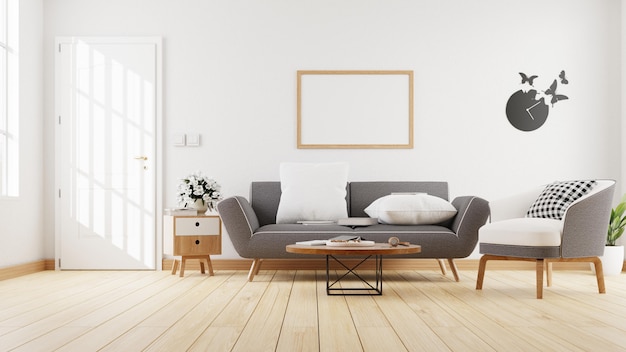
{"left": 175, "top": 217, "right": 220, "bottom": 236}
{"left": 174, "top": 236, "right": 220, "bottom": 255}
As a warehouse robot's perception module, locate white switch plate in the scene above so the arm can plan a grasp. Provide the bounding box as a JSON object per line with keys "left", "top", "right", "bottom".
{"left": 187, "top": 133, "right": 200, "bottom": 146}
{"left": 173, "top": 134, "right": 186, "bottom": 146}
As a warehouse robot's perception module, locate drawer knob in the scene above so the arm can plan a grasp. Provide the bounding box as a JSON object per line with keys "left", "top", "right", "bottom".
{"left": 195, "top": 222, "right": 200, "bottom": 227}
{"left": 195, "top": 240, "right": 200, "bottom": 245}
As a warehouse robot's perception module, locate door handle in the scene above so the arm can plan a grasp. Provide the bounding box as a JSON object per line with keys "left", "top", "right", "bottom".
{"left": 134, "top": 156, "right": 148, "bottom": 161}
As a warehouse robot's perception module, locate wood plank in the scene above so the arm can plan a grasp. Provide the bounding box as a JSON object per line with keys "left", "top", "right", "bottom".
{"left": 187, "top": 273, "right": 270, "bottom": 351}
{"left": 316, "top": 270, "right": 363, "bottom": 351}
{"left": 55, "top": 274, "right": 210, "bottom": 351}
{"left": 0, "top": 269, "right": 624, "bottom": 351}
{"left": 231, "top": 270, "right": 296, "bottom": 351}
{"left": 0, "top": 272, "right": 154, "bottom": 350}
{"left": 379, "top": 273, "right": 460, "bottom": 351}
{"left": 276, "top": 271, "right": 319, "bottom": 352}
{"left": 110, "top": 271, "right": 236, "bottom": 351}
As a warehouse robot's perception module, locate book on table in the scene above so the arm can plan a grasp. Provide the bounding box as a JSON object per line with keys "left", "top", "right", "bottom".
{"left": 295, "top": 235, "right": 375, "bottom": 246}
{"left": 164, "top": 208, "right": 198, "bottom": 216}
{"left": 295, "top": 240, "right": 328, "bottom": 246}
{"left": 337, "top": 217, "right": 378, "bottom": 226}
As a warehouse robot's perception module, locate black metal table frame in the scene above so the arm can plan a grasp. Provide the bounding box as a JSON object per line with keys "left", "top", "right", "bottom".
{"left": 326, "top": 254, "right": 383, "bottom": 296}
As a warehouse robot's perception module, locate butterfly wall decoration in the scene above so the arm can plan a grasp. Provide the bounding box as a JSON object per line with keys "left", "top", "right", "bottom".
{"left": 505, "top": 70, "right": 570, "bottom": 131}
{"left": 519, "top": 72, "right": 538, "bottom": 86}
{"left": 544, "top": 79, "right": 568, "bottom": 107}
{"left": 559, "top": 70, "right": 568, "bottom": 84}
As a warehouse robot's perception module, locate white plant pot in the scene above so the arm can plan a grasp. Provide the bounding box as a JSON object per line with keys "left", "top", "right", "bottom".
{"left": 599, "top": 245, "right": 624, "bottom": 276}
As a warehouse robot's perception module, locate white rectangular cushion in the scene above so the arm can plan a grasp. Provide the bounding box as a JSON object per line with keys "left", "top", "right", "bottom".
{"left": 479, "top": 218, "right": 563, "bottom": 247}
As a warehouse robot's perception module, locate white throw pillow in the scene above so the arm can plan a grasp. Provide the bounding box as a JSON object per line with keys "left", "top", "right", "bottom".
{"left": 364, "top": 194, "right": 457, "bottom": 225}
{"left": 276, "top": 162, "right": 349, "bottom": 224}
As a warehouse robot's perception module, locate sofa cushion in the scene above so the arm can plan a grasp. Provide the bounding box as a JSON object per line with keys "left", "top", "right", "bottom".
{"left": 276, "top": 162, "right": 349, "bottom": 224}
{"left": 479, "top": 218, "right": 563, "bottom": 246}
{"left": 526, "top": 180, "right": 597, "bottom": 220}
{"left": 364, "top": 194, "right": 457, "bottom": 225}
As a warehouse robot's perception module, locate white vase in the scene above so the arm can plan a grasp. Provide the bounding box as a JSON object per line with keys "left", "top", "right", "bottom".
{"left": 599, "top": 245, "right": 624, "bottom": 276}
{"left": 190, "top": 199, "right": 208, "bottom": 212}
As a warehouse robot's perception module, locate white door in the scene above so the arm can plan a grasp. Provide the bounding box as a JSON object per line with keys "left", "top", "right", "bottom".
{"left": 55, "top": 37, "right": 160, "bottom": 269}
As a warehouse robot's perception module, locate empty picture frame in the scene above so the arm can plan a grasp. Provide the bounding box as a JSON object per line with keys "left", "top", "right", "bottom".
{"left": 297, "top": 70, "right": 414, "bottom": 149}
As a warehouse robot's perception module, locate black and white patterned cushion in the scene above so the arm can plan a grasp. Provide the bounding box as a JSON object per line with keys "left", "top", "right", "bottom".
{"left": 526, "top": 180, "right": 597, "bottom": 220}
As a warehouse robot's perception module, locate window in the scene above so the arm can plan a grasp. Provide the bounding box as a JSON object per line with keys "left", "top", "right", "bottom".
{"left": 0, "top": 0, "right": 17, "bottom": 197}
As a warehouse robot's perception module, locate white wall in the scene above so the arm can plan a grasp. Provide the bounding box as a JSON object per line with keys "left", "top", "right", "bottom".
{"left": 0, "top": 0, "right": 44, "bottom": 268}
{"left": 42, "top": 0, "right": 622, "bottom": 260}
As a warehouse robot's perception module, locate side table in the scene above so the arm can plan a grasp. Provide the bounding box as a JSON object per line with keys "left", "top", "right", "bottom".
{"left": 164, "top": 214, "right": 222, "bottom": 277}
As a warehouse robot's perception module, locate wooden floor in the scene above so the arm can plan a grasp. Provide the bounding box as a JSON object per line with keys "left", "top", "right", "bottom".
{"left": 1, "top": 268, "right": 625, "bottom": 351}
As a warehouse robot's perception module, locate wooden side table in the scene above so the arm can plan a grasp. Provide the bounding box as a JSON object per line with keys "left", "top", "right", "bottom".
{"left": 164, "top": 214, "right": 222, "bottom": 277}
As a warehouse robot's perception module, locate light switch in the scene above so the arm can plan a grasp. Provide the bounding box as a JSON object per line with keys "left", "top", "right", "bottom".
{"left": 173, "top": 134, "right": 186, "bottom": 146}
{"left": 187, "top": 133, "right": 200, "bottom": 146}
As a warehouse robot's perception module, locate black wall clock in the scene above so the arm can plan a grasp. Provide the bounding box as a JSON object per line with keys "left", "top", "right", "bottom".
{"left": 505, "top": 71, "right": 569, "bottom": 132}
{"left": 505, "top": 89, "right": 549, "bottom": 131}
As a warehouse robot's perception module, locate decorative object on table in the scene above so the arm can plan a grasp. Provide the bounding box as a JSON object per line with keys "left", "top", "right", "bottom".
{"left": 505, "top": 70, "right": 570, "bottom": 132}
{"left": 177, "top": 172, "right": 222, "bottom": 212}
{"left": 603, "top": 193, "right": 626, "bottom": 275}
{"left": 387, "top": 236, "right": 410, "bottom": 247}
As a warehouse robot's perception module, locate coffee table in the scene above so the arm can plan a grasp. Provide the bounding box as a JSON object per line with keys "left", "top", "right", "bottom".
{"left": 286, "top": 243, "right": 421, "bottom": 295}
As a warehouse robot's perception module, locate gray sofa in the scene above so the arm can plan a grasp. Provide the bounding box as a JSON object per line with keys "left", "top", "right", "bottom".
{"left": 217, "top": 181, "right": 490, "bottom": 281}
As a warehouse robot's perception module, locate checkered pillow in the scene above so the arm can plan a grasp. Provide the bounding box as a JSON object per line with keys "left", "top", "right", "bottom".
{"left": 526, "top": 180, "right": 597, "bottom": 220}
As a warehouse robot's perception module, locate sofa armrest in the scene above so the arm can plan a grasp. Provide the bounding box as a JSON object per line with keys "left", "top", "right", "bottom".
{"left": 217, "top": 196, "right": 261, "bottom": 258}
{"left": 449, "top": 196, "right": 490, "bottom": 253}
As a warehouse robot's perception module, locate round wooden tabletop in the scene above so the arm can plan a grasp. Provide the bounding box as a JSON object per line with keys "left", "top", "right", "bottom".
{"left": 286, "top": 243, "right": 421, "bottom": 256}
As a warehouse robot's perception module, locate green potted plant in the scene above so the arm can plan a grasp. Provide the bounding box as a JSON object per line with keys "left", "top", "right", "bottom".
{"left": 603, "top": 194, "right": 626, "bottom": 275}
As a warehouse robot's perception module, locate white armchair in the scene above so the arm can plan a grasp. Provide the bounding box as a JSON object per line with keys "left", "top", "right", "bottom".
{"left": 476, "top": 180, "right": 615, "bottom": 299}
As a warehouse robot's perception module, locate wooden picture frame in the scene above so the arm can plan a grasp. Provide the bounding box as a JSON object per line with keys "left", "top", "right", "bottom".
{"left": 297, "top": 70, "right": 413, "bottom": 149}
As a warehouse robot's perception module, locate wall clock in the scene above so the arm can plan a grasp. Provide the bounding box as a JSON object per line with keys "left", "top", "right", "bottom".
{"left": 505, "top": 71, "right": 569, "bottom": 132}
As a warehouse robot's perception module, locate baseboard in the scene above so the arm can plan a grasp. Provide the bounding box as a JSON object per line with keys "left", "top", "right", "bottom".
{"left": 2, "top": 258, "right": 622, "bottom": 282}
{"left": 162, "top": 258, "right": 620, "bottom": 272}
{"left": 0, "top": 259, "right": 55, "bottom": 281}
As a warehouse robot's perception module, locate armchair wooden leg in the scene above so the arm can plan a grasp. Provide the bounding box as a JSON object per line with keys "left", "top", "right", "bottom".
{"left": 476, "top": 255, "right": 489, "bottom": 290}
{"left": 248, "top": 258, "right": 261, "bottom": 281}
{"left": 448, "top": 258, "right": 460, "bottom": 282}
{"left": 536, "top": 259, "right": 544, "bottom": 299}
{"left": 591, "top": 257, "right": 606, "bottom": 294}
{"left": 437, "top": 259, "right": 447, "bottom": 276}
{"left": 546, "top": 260, "right": 553, "bottom": 287}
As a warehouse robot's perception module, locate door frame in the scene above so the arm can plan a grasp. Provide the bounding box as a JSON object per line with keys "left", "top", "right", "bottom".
{"left": 54, "top": 36, "right": 163, "bottom": 270}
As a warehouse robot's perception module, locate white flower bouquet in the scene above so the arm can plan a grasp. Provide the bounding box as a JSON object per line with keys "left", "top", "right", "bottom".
{"left": 177, "top": 172, "right": 222, "bottom": 210}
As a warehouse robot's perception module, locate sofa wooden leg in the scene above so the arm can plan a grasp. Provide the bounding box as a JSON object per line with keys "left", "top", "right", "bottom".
{"left": 437, "top": 259, "right": 447, "bottom": 276}
{"left": 248, "top": 258, "right": 261, "bottom": 281}
{"left": 447, "top": 258, "right": 460, "bottom": 282}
